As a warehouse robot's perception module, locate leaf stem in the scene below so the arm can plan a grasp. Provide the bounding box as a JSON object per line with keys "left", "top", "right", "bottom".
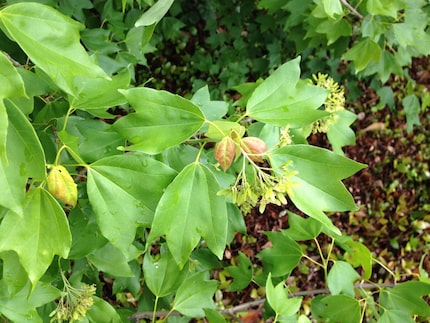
{"left": 340, "top": 0, "right": 363, "bottom": 19}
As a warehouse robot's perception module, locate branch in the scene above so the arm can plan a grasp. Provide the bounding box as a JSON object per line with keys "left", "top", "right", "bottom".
{"left": 340, "top": 0, "right": 364, "bottom": 19}
{"left": 128, "top": 283, "right": 395, "bottom": 322}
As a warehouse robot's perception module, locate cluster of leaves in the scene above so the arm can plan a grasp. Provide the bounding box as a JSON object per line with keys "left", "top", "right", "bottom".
{"left": 139, "top": 0, "right": 430, "bottom": 131}
{"left": 0, "top": 1, "right": 429, "bottom": 323}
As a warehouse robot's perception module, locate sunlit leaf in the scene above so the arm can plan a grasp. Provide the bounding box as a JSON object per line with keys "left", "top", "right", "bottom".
{"left": 148, "top": 163, "right": 228, "bottom": 267}
{"left": 191, "top": 85, "right": 228, "bottom": 121}
{"left": 0, "top": 2, "right": 107, "bottom": 96}
{"left": 87, "top": 154, "right": 177, "bottom": 254}
{"left": 172, "top": 272, "right": 218, "bottom": 317}
{"left": 269, "top": 145, "right": 366, "bottom": 234}
{"left": 0, "top": 188, "right": 71, "bottom": 287}
{"left": 69, "top": 69, "right": 130, "bottom": 110}
{"left": 342, "top": 38, "right": 382, "bottom": 73}
{"left": 114, "top": 87, "right": 205, "bottom": 154}
{"left": 135, "top": 0, "right": 174, "bottom": 27}
{"left": 247, "top": 57, "right": 328, "bottom": 128}
{"left": 0, "top": 280, "right": 61, "bottom": 322}
{"left": 327, "top": 109, "right": 357, "bottom": 154}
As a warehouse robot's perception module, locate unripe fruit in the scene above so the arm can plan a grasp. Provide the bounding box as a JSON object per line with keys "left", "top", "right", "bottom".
{"left": 240, "top": 137, "right": 267, "bottom": 162}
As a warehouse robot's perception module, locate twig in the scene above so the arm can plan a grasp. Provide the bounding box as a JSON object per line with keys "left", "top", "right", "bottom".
{"left": 340, "top": 0, "right": 364, "bottom": 19}
{"left": 128, "top": 282, "right": 396, "bottom": 322}
{"left": 2, "top": 52, "right": 22, "bottom": 67}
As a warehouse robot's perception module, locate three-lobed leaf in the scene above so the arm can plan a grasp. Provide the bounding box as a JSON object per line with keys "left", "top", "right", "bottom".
{"left": 327, "top": 261, "right": 360, "bottom": 297}
{"left": 0, "top": 188, "right": 71, "bottom": 287}
{"left": 269, "top": 145, "right": 366, "bottom": 234}
{"left": 266, "top": 273, "right": 302, "bottom": 317}
{"left": 87, "top": 154, "right": 177, "bottom": 255}
{"left": 147, "top": 163, "right": 228, "bottom": 267}
{"left": 143, "top": 245, "right": 189, "bottom": 297}
{"left": 0, "top": 2, "right": 108, "bottom": 96}
{"left": 257, "top": 231, "right": 302, "bottom": 277}
{"left": 114, "top": 87, "right": 205, "bottom": 154}
{"left": 246, "top": 57, "right": 329, "bottom": 128}
{"left": 172, "top": 272, "right": 218, "bottom": 317}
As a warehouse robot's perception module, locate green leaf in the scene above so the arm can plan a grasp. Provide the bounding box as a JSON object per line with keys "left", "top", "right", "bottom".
{"left": 0, "top": 51, "right": 26, "bottom": 99}
{"left": 143, "top": 244, "right": 189, "bottom": 297}
{"left": 87, "top": 154, "right": 177, "bottom": 254}
{"left": 114, "top": 87, "right": 205, "bottom": 154}
{"left": 312, "top": 295, "right": 361, "bottom": 323}
{"left": 379, "top": 281, "right": 430, "bottom": 317}
{"left": 226, "top": 252, "right": 253, "bottom": 292}
{"left": 204, "top": 308, "right": 226, "bottom": 323}
{"left": 337, "top": 238, "right": 372, "bottom": 280}
{"left": 206, "top": 120, "right": 245, "bottom": 140}
{"left": 247, "top": 57, "right": 328, "bottom": 128}
{"left": 316, "top": 18, "right": 351, "bottom": 45}
{"left": 266, "top": 273, "right": 302, "bottom": 316}
{"left": 366, "top": 0, "right": 402, "bottom": 19}
{"left": 283, "top": 211, "right": 322, "bottom": 241}
{"left": 69, "top": 69, "right": 130, "bottom": 110}
{"left": 257, "top": 231, "right": 302, "bottom": 277}
{"left": 342, "top": 38, "right": 382, "bottom": 73}
{"left": 0, "top": 188, "right": 71, "bottom": 287}
{"left": 87, "top": 242, "right": 133, "bottom": 277}
{"left": 135, "top": 0, "right": 174, "bottom": 27}
{"left": 269, "top": 145, "right": 366, "bottom": 234}
{"left": 378, "top": 309, "right": 415, "bottom": 323}
{"left": 0, "top": 100, "right": 7, "bottom": 162}
{"left": 402, "top": 95, "right": 420, "bottom": 133}
{"left": 68, "top": 203, "right": 108, "bottom": 259}
{"left": 172, "top": 272, "right": 218, "bottom": 317}
{"left": 148, "top": 163, "right": 228, "bottom": 267}
{"left": 321, "top": 0, "right": 343, "bottom": 19}
{"left": 64, "top": 117, "right": 124, "bottom": 163}
{"left": 0, "top": 2, "right": 107, "bottom": 96}
{"left": 326, "top": 109, "right": 357, "bottom": 154}
{"left": 0, "top": 251, "right": 28, "bottom": 296}
{"left": 191, "top": 85, "right": 228, "bottom": 121}
{"left": 327, "top": 261, "right": 360, "bottom": 297}
{"left": 0, "top": 280, "right": 61, "bottom": 323}
{"left": 85, "top": 296, "right": 122, "bottom": 323}
{"left": 5, "top": 100, "right": 46, "bottom": 179}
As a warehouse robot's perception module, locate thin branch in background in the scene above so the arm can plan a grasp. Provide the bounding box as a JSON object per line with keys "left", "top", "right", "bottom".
{"left": 341, "top": 0, "right": 364, "bottom": 19}
{"left": 128, "top": 282, "right": 396, "bottom": 322}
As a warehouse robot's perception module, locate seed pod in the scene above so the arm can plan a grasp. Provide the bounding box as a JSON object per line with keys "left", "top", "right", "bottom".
{"left": 214, "top": 136, "right": 237, "bottom": 171}
{"left": 47, "top": 165, "right": 77, "bottom": 207}
{"left": 240, "top": 137, "right": 267, "bottom": 162}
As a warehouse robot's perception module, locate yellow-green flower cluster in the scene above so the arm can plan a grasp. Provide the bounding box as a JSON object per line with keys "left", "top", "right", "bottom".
{"left": 311, "top": 73, "right": 345, "bottom": 133}
{"left": 50, "top": 281, "right": 96, "bottom": 322}
{"left": 220, "top": 160, "right": 298, "bottom": 214}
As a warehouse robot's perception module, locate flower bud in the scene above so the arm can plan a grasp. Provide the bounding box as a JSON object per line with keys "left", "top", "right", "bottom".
{"left": 240, "top": 137, "right": 267, "bottom": 162}
{"left": 214, "top": 136, "right": 236, "bottom": 171}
